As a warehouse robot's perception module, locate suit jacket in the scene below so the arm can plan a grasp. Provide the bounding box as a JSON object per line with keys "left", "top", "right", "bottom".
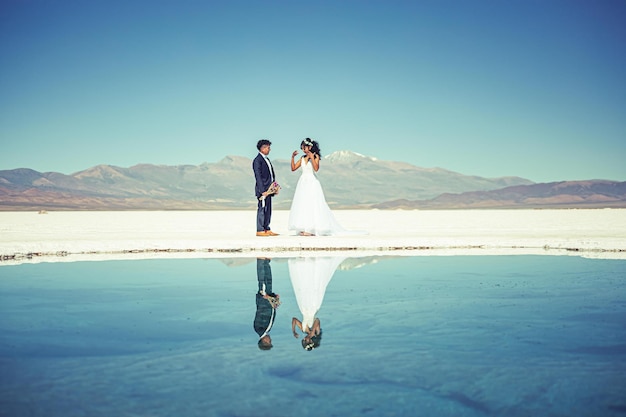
{"left": 254, "top": 294, "right": 276, "bottom": 338}
{"left": 253, "top": 153, "right": 275, "bottom": 198}
{"left": 255, "top": 258, "right": 276, "bottom": 338}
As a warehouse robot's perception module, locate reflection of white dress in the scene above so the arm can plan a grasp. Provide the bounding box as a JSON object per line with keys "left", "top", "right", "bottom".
{"left": 288, "top": 257, "right": 346, "bottom": 331}
{"left": 288, "top": 157, "right": 346, "bottom": 236}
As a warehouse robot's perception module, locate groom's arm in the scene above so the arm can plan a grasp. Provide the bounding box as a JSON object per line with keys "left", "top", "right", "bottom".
{"left": 252, "top": 157, "right": 266, "bottom": 197}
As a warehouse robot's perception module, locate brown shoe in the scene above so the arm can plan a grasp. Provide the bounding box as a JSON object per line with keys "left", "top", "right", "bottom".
{"left": 266, "top": 230, "right": 279, "bottom": 236}
{"left": 256, "top": 231, "right": 269, "bottom": 236}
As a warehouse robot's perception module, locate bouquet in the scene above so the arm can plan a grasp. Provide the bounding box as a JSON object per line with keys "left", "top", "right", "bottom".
{"left": 259, "top": 181, "right": 281, "bottom": 207}
{"left": 264, "top": 294, "right": 282, "bottom": 309}
{"left": 266, "top": 181, "right": 281, "bottom": 195}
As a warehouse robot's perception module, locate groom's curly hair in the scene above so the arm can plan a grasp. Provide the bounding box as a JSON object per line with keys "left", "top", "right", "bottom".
{"left": 257, "top": 139, "right": 271, "bottom": 150}
{"left": 301, "top": 138, "right": 322, "bottom": 158}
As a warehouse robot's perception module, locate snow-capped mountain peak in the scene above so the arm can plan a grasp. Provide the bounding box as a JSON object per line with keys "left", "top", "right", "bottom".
{"left": 325, "top": 150, "right": 378, "bottom": 163}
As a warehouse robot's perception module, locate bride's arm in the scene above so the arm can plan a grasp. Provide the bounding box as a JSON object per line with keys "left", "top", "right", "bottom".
{"left": 291, "top": 151, "right": 302, "bottom": 171}
{"left": 292, "top": 317, "right": 303, "bottom": 338}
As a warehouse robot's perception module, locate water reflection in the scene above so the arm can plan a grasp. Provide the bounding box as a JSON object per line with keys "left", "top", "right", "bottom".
{"left": 0, "top": 255, "right": 625, "bottom": 417}
{"left": 289, "top": 256, "right": 346, "bottom": 351}
{"left": 254, "top": 257, "right": 280, "bottom": 350}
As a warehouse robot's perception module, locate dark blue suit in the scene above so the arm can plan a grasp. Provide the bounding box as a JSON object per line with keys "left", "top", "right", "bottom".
{"left": 253, "top": 153, "right": 275, "bottom": 232}
{"left": 254, "top": 258, "right": 276, "bottom": 339}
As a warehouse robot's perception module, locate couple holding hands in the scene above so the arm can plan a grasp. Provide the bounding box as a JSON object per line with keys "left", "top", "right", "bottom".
{"left": 253, "top": 138, "right": 347, "bottom": 237}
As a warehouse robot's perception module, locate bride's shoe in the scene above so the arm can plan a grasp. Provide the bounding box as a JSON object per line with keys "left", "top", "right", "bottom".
{"left": 299, "top": 231, "right": 315, "bottom": 236}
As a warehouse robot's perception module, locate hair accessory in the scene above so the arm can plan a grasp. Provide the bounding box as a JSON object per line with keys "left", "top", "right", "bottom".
{"left": 304, "top": 139, "right": 313, "bottom": 147}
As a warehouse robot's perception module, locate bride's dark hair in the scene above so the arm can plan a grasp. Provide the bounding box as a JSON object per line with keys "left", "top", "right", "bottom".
{"left": 301, "top": 138, "right": 321, "bottom": 158}
{"left": 302, "top": 329, "right": 322, "bottom": 351}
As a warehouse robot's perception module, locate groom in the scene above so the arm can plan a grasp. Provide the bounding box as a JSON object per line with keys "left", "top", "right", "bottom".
{"left": 253, "top": 139, "right": 279, "bottom": 236}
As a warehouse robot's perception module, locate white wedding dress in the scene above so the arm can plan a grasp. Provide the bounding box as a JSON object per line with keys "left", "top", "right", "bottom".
{"left": 288, "top": 256, "right": 346, "bottom": 331}
{"left": 288, "top": 157, "right": 347, "bottom": 236}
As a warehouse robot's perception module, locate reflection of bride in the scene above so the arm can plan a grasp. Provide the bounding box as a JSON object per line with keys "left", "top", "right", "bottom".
{"left": 289, "top": 256, "right": 345, "bottom": 350}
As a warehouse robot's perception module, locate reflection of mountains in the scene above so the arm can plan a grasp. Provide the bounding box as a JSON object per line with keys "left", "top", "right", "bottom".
{"left": 337, "top": 256, "right": 387, "bottom": 271}
{"left": 217, "top": 258, "right": 256, "bottom": 267}
{"left": 216, "top": 256, "right": 389, "bottom": 271}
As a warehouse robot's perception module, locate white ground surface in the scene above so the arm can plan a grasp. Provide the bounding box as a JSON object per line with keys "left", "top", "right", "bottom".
{"left": 1, "top": 209, "right": 625, "bottom": 264}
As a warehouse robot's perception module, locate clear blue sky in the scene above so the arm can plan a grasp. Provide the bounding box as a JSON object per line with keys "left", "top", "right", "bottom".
{"left": 1, "top": 0, "right": 624, "bottom": 182}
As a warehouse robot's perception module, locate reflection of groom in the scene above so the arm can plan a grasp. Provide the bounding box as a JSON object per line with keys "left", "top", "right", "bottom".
{"left": 253, "top": 139, "right": 278, "bottom": 237}
{"left": 254, "top": 258, "right": 277, "bottom": 350}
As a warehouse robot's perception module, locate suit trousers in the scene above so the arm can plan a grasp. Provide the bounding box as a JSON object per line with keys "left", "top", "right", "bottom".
{"left": 256, "top": 195, "right": 272, "bottom": 232}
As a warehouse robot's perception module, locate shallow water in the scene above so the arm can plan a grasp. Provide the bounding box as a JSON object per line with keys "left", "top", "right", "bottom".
{"left": 1, "top": 255, "right": 625, "bottom": 417}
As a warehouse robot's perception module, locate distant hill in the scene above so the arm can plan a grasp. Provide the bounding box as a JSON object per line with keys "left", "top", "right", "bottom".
{"left": 2, "top": 151, "right": 619, "bottom": 210}
{"left": 318, "top": 151, "right": 531, "bottom": 207}
{"left": 373, "top": 180, "right": 626, "bottom": 209}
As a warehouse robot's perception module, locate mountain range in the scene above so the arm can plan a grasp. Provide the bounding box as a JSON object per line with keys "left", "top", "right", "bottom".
{"left": 1, "top": 151, "right": 624, "bottom": 210}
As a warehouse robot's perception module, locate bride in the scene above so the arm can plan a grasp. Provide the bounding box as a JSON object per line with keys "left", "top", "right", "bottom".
{"left": 288, "top": 138, "right": 348, "bottom": 236}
